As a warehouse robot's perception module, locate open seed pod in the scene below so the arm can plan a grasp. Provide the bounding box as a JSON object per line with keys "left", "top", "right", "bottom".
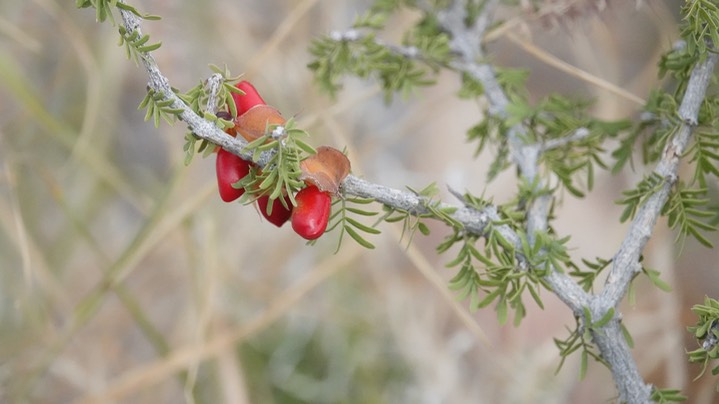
{"left": 233, "top": 104, "right": 286, "bottom": 142}
{"left": 299, "top": 146, "right": 351, "bottom": 195}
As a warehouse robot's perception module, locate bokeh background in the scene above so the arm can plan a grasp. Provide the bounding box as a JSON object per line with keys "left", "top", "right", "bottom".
{"left": 1, "top": 0, "right": 716, "bottom": 403}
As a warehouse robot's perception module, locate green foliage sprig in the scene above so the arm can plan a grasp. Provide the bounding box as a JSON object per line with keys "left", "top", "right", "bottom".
{"left": 178, "top": 66, "right": 243, "bottom": 165}
{"left": 380, "top": 182, "right": 459, "bottom": 241}
{"left": 180, "top": 65, "right": 244, "bottom": 116}
{"left": 236, "top": 118, "right": 313, "bottom": 206}
{"left": 664, "top": 184, "right": 716, "bottom": 248}
{"left": 680, "top": 0, "right": 719, "bottom": 59}
{"left": 611, "top": 91, "right": 678, "bottom": 172}
{"left": 412, "top": 183, "right": 461, "bottom": 228}
{"left": 617, "top": 172, "right": 666, "bottom": 223}
{"left": 462, "top": 68, "right": 529, "bottom": 181}
{"left": 461, "top": 68, "right": 631, "bottom": 195}
{"left": 688, "top": 128, "right": 719, "bottom": 186}
{"left": 379, "top": 201, "right": 432, "bottom": 247}
{"left": 659, "top": 0, "right": 719, "bottom": 87}
{"left": 466, "top": 113, "right": 511, "bottom": 181}
{"left": 571, "top": 257, "right": 611, "bottom": 292}
{"left": 326, "top": 197, "right": 381, "bottom": 250}
{"left": 308, "top": 1, "right": 451, "bottom": 101}
{"left": 76, "top": 0, "right": 160, "bottom": 24}
{"left": 650, "top": 387, "right": 688, "bottom": 403}
{"left": 308, "top": 33, "right": 446, "bottom": 102}
{"left": 138, "top": 87, "right": 183, "bottom": 128}
{"left": 554, "top": 308, "right": 613, "bottom": 380}
{"left": 118, "top": 26, "right": 161, "bottom": 65}
{"left": 506, "top": 94, "right": 629, "bottom": 196}
{"left": 687, "top": 296, "right": 719, "bottom": 392}
{"left": 436, "top": 195, "right": 560, "bottom": 326}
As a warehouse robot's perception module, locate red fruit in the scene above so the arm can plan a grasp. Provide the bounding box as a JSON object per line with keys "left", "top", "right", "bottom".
{"left": 257, "top": 194, "right": 293, "bottom": 227}
{"left": 232, "top": 81, "right": 266, "bottom": 117}
{"left": 291, "top": 186, "right": 332, "bottom": 240}
{"left": 216, "top": 148, "right": 252, "bottom": 202}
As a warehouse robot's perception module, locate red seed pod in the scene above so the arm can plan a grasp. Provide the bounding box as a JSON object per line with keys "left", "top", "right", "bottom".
{"left": 232, "top": 81, "right": 267, "bottom": 117}
{"left": 215, "top": 148, "right": 252, "bottom": 202}
{"left": 291, "top": 186, "right": 332, "bottom": 240}
{"left": 257, "top": 194, "right": 293, "bottom": 227}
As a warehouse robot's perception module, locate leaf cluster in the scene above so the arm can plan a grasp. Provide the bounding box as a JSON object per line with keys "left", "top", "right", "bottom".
{"left": 687, "top": 296, "right": 719, "bottom": 392}
{"left": 623, "top": 261, "right": 674, "bottom": 308}
{"left": 326, "top": 197, "right": 381, "bottom": 250}
{"left": 554, "top": 308, "right": 615, "bottom": 380}
{"left": 510, "top": 95, "right": 628, "bottom": 196}
{"left": 76, "top": 0, "right": 160, "bottom": 24}
{"left": 138, "top": 87, "right": 183, "bottom": 128}
{"left": 569, "top": 256, "right": 611, "bottom": 292}
{"left": 459, "top": 68, "right": 531, "bottom": 181}
{"left": 76, "top": 0, "right": 161, "bottom": 73}
{"left": 436, "top": 204, "right": 561, "bottom": 326}
{"left": 611, "top": 91, "right": 678, "bottom": 172}
{"left": 659, "top": 0, "right": 719, "bottom": 86}
{"left": 411, "top": 183, "right": 462, "bottom": 228}
{"left": 463, "top": 69, "right": 630, "bottom": 191}
{"left": 378, "top": 183, "right": 441, "bottom": 247}
{"left": 639, "top": 266, "right": 673, "bottom": 293}
{"left": 117, "top": 26, "right": 161, "bottom": 65}
{"left": 658, "top": 44, "right": 696, "bottom": 84}
{"left": 614, "top": 87, "right": 719, "bottom": 185}
{"left": 570, "top": 256, "right": 672, "bottom": 302}
{"left": 518, "top": 230, "right": 572, "bottom": 276}
{"left": 236, "top": 118, "right": 313, "bottom": 207}
{"left": 650, "top": 388, "right": 688, "bottom": 403}
{"left": 308, "top": 2, "right": 451, "bottom": 101}
{"left": 177, "top": 67, "right": 244, "bottom": 165}
{"left": 466, "top": 112, "right": 512, "bottom": 181}
{"left": 664, "top": 184, "right": 716, "bottom": 248}
{"left": 617, "top": 172, "right": 666, "bottom": 223}
{"left": 354, "top": 0, "right": 408, "bottom": 25}
{"left": 181, "top": 65, "right": 244, "bottom": 117}
{"left": 680, "top": 0, "right": 719, "bottom": 59}
{"left": 689, "top": 128, "right": 719, "bottom": 187}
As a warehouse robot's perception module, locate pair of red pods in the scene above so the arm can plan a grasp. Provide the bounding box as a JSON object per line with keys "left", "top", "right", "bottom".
{"left": 215, "top": 81, "right": 332, "bottom": 240}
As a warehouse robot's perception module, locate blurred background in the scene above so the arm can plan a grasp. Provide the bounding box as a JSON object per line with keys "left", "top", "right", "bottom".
{"left": 1, "top": 0, "right": 716, "bottom": 403}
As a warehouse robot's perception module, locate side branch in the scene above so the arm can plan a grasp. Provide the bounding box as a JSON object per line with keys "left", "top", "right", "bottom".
{"left": 600, "top": 54, "right": 719, "bottom": 308}
{"left": 433, "top": 1, "right": 587, "bottom": 312}
{"left": 589, "top": 51, "right": 718, "bottom": 404}
{"left": 433, "top": 2, "right": 654, "bottom": 402}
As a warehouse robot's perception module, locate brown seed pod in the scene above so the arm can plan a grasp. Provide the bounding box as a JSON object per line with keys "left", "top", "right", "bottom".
{"left": 299, "top": 146, "right": 351, "bottom": 195}
{"left": 233, "top": 104, "right": 286, "bottom": 142}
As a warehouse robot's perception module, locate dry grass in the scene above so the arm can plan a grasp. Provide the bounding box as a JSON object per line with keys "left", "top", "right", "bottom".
{"left": 0, "top": 0, "right": 715, "bottom": 403}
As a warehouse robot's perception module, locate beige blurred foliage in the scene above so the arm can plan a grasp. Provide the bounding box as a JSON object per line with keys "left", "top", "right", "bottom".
{"left": 0, "top": 0, "right": 716, "bottom": 403}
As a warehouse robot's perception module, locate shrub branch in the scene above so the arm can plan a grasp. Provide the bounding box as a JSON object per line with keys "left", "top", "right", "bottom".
{"left": 114, "top": 1, "right": 718, "bottom": 402}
